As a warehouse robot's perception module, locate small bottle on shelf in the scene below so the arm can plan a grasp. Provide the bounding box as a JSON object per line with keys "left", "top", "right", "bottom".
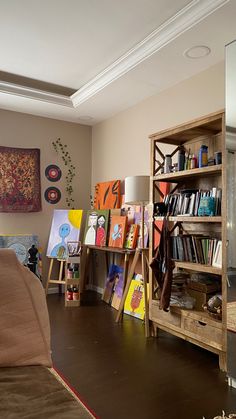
{"left": 72, "top": 286, "right": 79, "bottom": 301}
{"left": 177, "top": 146, "right": 185, "bottom": 171}
{"left": 66, "top": 285, "right": 73, "bottom": 301}
{"left": 198, "top": 145, "right": 208, "bottom": 167}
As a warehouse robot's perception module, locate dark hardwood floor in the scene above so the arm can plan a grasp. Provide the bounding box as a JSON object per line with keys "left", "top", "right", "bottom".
{"left": 47, "top": 292, "right": 236, "bottom": 419}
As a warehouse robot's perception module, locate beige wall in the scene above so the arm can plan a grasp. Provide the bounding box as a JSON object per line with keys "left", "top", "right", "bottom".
{"left": 92, "top": 62, "right": 225, "bottom": 186}
{"left": 0, "top": 109, "right": 92, "bottom": 281}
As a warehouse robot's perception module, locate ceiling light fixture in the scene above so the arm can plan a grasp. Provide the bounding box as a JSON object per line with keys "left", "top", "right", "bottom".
{"left": 184, "top": 45, "right": 211, "bottom": 59}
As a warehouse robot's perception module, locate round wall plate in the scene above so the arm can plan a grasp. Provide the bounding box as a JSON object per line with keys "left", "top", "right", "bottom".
{"left": 45, "top": 164, "right": 62, "bottom": 182}
{"left": 44, "top": 187, "right": 61, "bottom": 204}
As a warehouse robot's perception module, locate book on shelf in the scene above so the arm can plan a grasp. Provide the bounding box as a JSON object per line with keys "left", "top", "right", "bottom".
{"left": 162, "top": 187, "right": 222, "bottom": 217}
{"left": 171, "top": 235, "right": 222, "bottom": 267}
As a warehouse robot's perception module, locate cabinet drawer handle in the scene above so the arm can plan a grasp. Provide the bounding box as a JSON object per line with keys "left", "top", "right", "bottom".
{"left": 198, "top": 321, "right": 207, "bottom": 327}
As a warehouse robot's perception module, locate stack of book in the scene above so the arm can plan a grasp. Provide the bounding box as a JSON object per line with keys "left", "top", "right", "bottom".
{"left": 172, "top": 234, "right": 221, "bottom": 266}
{"left": 163, "top": 187, "right": 222, "bottom": 216}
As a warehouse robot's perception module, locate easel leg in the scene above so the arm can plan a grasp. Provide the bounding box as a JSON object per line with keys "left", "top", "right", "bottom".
{"left": 45, "top": 258, "right": 54, "bottom": 295}
{"left": 142, "top": 250, "right": 149, "bottom": 338}
{"left": 80, "top": 246, "right": 90, "bottom": 294}
{"left": 116, "top": 248, "right": 140, "bottom": 323}
{"left": 58, "top": 260, "right": 65, "bottom": 294}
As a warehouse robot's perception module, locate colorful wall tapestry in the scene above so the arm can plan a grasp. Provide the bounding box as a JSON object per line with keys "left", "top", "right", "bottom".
{"left": 47, "top": 209, "right": 83, "bottom": 259}
{"left": 94, "top": 180, "right": 121, "bottom": 209}
{"left": 124, "top": 275, "right": 147, "bottom": 320}
{"left": 84, "top": 210, "right": 109, "bottom": 246}
{"left": 108, "top": 215, "right": 127, "bottom": 248}
{"left": 0, "top": 146, "right": 41, "bottom": 212}
{"left": 0, "top": 234, "right": 39, "bottom": 265}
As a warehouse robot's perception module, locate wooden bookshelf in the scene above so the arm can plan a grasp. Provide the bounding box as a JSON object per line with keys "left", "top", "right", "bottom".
{"left": 174, "top": 261, "right": 222, "bottom": 275}
{"left": 152, "top": 164, "right": 222, "bottom": 183}
{"left": 149, "top": 110, "right": 227, "bottom": 371}
{"left": 154, "top": 216, "right": 222, "bottom": 223}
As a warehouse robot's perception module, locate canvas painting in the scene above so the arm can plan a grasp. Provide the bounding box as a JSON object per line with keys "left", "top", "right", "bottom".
{"left": 47, "top": 209, "right": 83, "bottom": 259}
{"left": 0, "top": 234, "right": 39, "bottom": 265}
{"left": 108, "top": 215, "right": 127, "bottom": 248}
{"left": 111, "top": 267, "right": 124, "bottom": 310}
{"left": 102, "top": 264, "right": 123, "bottom": 304}
{"left": 134, "top": 210, "right": 149, "bottom": 248}
{"left": 124, "top": 224, "right": 139, "bottom": 249}
{"left": 0, "top": 146, "right": 41, "bottom": 212}
{"left": 94, "top": 180, "right": 121, "bottom": 209}
{"left": 84, "top": 209, "right": 109, "bottom": 246}
{"left": 124, "top": 275, "right": 147, "bottom": 320}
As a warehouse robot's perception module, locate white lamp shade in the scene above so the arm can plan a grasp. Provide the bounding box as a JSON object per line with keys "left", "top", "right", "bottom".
{"left": 125, "top": 175, "right": 150, "bottom": 204}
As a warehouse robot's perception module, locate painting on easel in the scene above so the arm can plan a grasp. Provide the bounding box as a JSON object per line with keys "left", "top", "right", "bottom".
{"left": 47, "top": 209, "right": 83, "bottom": 259}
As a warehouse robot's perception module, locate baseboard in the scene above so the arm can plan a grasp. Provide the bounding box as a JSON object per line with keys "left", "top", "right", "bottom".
{"left": 228, "top": 376, "right": 236, "bottom": 388}
{"left": 86, "top": 283, "right": 103, "bottom": 295}
{"left": 47, "top": 287, "right": 61, "bottom": 295}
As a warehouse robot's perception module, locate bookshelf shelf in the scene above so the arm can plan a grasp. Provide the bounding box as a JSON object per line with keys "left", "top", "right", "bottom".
{"left": 154, "top": 216, "right": 222, "bottom": 223}
{"left": 149, "top": 110, "right": 226, "bottom": 371}
{"left": 174, "top": 261, "right": 222, "bottom": 275}
{"left": 152, "top": 164, "right": 222, "bottom": 183}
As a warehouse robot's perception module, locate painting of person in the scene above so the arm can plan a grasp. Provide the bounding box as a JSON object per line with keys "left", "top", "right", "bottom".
{"left": 50, "top": 223, "right": 71, "bottom": 258}
{"left": 84, "top": 212, "right": 98, "bottom": 245}
{"left": 95, "top": 215, "right": 106, "bottom": 246}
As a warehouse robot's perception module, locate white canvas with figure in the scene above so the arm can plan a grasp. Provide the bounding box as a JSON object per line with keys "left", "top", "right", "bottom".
{"left": 47, "top": 209, "right": 83, "bottom": 259}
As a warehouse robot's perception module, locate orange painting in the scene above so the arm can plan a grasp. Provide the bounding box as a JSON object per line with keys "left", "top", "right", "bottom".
{"left": 94, "top": 180, "right": 121, "bottom": 209}
{"left": 108, "top": 215, "right": 127, "bottom": 248}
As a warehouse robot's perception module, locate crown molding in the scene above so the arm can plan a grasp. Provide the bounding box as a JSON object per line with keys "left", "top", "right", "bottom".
{"left": 0, "top": 81, "right": 73, "bottom": 107}
{"left": 0, "top": 0, "right": 229, "bottom": 109}
{"left": 71, "top": 0, "right": 229, "bottom": 107}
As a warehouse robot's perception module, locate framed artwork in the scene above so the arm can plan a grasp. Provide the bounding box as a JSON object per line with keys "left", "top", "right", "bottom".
{"left": 0, "top": 234, "right": 38, "bottom": 265}
{"left": 47, "top": 209, "right": 83, "bottom": 259}
{"left": 111, "top": 268, "right": 124, "bottom": 310}
{"left": 84, "top": 209, "right": 110, "bottom": 246}
{"left": 108, "top": 215, "right": 127, "bottom": 248}
{"left": 212, "top": 240, "right": 222, "bottom": 268}
{"left": 124, "top": 275, "right": 147, "bottom": 320}
{"left": 0, "top": 146, "right": 41, "bottom": 212}
{"left": 124, "top": 224, "right": 139, "bottom": 249}
{"left": 134, "top": 210, "right": 149, "bottom": 248}
{"left": 102, "top": 264, "right": 123, "bottom": 305}
{"left": 67, "top": 241, "right": 81, "bottom": 256}
{"left": 94, "top": 180, "right": 121, "bottom": 209}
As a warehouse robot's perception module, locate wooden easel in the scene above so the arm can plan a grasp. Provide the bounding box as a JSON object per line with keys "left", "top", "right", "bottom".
{"left": 115, "top": 247, "right": 150, "bottom": 337}
{"left": 45, "top": 258, "right": 66, "bottom": 295}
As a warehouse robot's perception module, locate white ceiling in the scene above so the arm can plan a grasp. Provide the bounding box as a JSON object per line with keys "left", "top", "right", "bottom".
{"left": 0, "top": 0, "right": 235, "bottom": 125}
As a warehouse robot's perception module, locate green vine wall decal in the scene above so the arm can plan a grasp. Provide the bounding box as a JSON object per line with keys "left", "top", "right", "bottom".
{"left": 52, "top": 138, "right": 76, "bottom": 208}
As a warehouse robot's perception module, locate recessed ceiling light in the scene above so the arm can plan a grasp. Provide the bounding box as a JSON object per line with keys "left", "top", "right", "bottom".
{"left": 79, "top": 115, "right": 93, "bottom": 121}
{"left": 184, "top": 45, "right": 211, "bottom": 59}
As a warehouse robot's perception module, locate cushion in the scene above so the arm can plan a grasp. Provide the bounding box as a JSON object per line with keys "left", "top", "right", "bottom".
{"left": 0, "top": 249, "right": 52, "bottom": 366}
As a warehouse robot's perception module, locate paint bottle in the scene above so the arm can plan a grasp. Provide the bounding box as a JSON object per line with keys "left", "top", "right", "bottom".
{"left": 66, "top": 286, "right": 73, "bottom": 301}
{"left": 198, "top": 145, "right": 208, "bottom": 168}
{"left": 191, "top": 154, "right": 198, "bottom": 169}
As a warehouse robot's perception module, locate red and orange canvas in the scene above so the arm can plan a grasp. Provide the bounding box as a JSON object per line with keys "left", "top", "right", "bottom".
{"left": 108, "top": 215, "right": 127, "bottom": 248}
{"left": 124, "top": 224, "right": 139, "bottom": 249}
{"left": 94, "top": 180, "right": 121, "bottom": 210}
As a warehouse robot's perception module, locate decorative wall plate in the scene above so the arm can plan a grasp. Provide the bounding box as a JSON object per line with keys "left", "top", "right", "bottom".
{"left": 45, "top": 164, "right": 62, "bottom": 182}
{"left": 44, "top": 187, "right": 61, "bottom": 204}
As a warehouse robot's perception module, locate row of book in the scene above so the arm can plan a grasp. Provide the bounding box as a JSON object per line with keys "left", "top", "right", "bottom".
{"left": 163, "top": 188, "right": 222, "bottom": 216}
{"left": 171, "top": 234, "right": 222, "bottom": 267}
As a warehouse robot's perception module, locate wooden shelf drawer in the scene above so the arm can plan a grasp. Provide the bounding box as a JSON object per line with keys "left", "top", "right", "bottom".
{"left": 151, "top": 303, "right": 181, "bottom": 328}
{"left": 182, "top": 316, "right": 222, "bottom": 346}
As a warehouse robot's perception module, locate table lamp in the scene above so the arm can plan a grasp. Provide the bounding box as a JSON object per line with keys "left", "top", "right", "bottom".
{"left": 124, "top": 175, "right": 150, "bottom": 337}
{"left": 125, "top": 175, "right": 149, "bottom": 249}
